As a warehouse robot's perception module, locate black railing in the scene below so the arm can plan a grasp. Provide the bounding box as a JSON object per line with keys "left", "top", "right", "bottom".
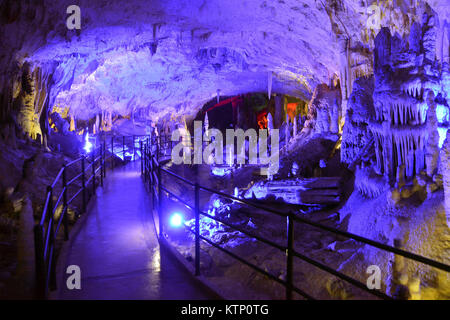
{"left": 141, "top": 138, "right": 450, "bottom": 300}
{"left": 34, "top": 134, "right": 150, "bottom": 299}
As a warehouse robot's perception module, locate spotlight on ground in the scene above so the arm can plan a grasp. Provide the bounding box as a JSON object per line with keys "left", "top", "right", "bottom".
{"left": 169, "top": 212, "right": 184, "bottom": 228}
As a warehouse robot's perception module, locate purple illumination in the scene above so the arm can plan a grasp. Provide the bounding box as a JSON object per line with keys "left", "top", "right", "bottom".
{"left": 169, "top": 212, "right": 184, "bottom": 228}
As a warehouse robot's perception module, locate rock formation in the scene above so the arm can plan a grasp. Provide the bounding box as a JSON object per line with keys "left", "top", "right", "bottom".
{"left": 369, "top": 10, "right": 442, "bottom": 184}
{"left": 303, "top": 84, "right": 341, "bottom": 135}
{"left": 441, "top": 129, "right": 450, "bottom": 228}
{"left": 341, "top": 75, "right": 375, "bottom": 166}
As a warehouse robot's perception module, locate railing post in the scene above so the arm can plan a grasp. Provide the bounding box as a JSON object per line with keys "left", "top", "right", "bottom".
{"left": 286, "top": 211, "right": 294, "bottom": 300}
{"left": 92, "top": 151, "right": 96, "bottom": 194}
{"left": 156, "top": 137, "right": 160, "bottom": 162}
{"left": 123, "top": 136, "right": 125, "bottom": 160}
{"left": 34, "top": 223, "right": 45, "bottom": 299}
{"left": 48, "top": 186, "right": 57, "bottom": 291}
{"left": 100, "top": 144, "right": 104, "bottom": 187}
{"left": 194, "top": 183, "right": 200, "bottom": 276}
{"left": 111, "top": 136, "right": 114, "bottom": 169}
{"left": 144, "top": 143, "right": 148, "bottom": 182}
{"left": 81, "top": 155, "right": 86, "bottom": 213}
{"left": 140, "top": 140, "right": 143, "bottom": 176}
{"left": 81, "top": 156, "right": 86, "bottom": 213}
{"left": 62, "top": 166, "right": 69, "bottom": 241}
{"left": 150, "top": 151, "right": 155, "bottom": 209}
{"left": 157, "top": 163, "right": 163, "bottom": 238}
{"left": 148, "top": 143, "right": 150, "bottom": 180}
{"left": 133, "top": 135, "right": 136, "bottom": 161}
{"left": 103, "top": 141, "right": 106, "bottom": 178}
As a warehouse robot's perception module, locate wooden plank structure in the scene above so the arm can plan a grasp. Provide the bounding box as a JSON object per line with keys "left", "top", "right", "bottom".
{"left": 246, "top": 177, "right": 342, "bottom": 205}
{"left": 298, "top": 177, "right": 341, "bottom": 205}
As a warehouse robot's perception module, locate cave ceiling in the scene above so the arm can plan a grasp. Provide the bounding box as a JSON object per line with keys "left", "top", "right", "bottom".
{"left": 1, "top": 0, "right": 449, "bottom": 121}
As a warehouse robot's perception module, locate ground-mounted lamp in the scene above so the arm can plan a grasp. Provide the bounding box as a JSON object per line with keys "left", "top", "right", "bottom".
{"left": 169, "top": 212, "right": 184, "bottom": 228}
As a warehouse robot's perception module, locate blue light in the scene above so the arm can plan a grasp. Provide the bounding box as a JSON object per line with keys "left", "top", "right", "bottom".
{"left": 436, "top": 104, "right": 449, "bottom": 124}
{"left": 438, "top": 127, "right": 448, "bottom": 148}
{"left": 84, "top": 133, "right": 93, "bottom": 153}
{"left": 169, "top": 212, "right": 184, "bottom": 228}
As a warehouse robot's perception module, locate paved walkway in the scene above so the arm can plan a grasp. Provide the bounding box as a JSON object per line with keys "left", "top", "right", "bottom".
{"left": 54, "top": 162, "right": 214, "bottom": 299}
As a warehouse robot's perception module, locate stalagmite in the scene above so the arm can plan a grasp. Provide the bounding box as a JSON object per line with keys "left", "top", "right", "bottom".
{"left": 292, "top": 114, "right": 297, "bottom": 138}
{"left": 95, "top": 114, "right": 100, "bottom": 134}
{"left": 204, "top": 112, "right": 209, "bottom": 132}
{"left": 329, "top": 101, "right": 339, "bottom": 133}
{"left": 267, "top": 112, "right": 274, "bottom": 137}
{"left": 69, "top": 114, "right": 75, "bottom": 132}
{"left": 284, "top": 113, "right": 290, "bottom": 146}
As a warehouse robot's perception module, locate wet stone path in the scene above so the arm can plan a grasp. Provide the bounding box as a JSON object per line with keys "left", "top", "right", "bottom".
{"left": 53, "top": 161, "right": 214, "bottom": 299}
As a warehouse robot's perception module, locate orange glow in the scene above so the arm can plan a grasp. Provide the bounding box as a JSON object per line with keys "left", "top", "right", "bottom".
{"left": 286, "top": 102, "right": 298, "bottom": 121}
{"left": 257, "top": 110, "right": 268, "bottom": 129}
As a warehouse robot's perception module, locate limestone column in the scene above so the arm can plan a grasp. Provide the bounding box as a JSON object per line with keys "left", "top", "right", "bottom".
{"left": 285, "top": 113, "right": 290, "bottom": 146}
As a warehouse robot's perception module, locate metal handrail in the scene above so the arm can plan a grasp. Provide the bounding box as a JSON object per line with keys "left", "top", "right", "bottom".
{"left": 141, "top": 137, "right": 450, "bottom": 300}
{"left": 34, "top": 134, "right": 150, "bottom": 299}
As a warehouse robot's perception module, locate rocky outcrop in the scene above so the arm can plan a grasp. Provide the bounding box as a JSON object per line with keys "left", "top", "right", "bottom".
{"left": 441, "top": 129, "right": 450, "bottom": 228}
{"left": 341, "top": 75, "right": 375, "bottom": 166}
{"left": 369, "top": 7, "right": 444, "bottom": 184}
{"left": 303, "top": 84, "right": 342, "bottom": 135}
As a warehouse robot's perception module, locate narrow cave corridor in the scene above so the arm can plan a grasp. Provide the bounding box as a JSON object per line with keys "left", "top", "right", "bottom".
{"left": 0, "top": 0, "right": 450, "bottom": 303}
{"left": 53, "top": 161, "right": 215, "bottom": 300}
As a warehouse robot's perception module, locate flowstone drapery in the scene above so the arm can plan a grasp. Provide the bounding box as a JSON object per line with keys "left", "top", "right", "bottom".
{"left": 369, "top": 11, "right": 442, "bottom": 184}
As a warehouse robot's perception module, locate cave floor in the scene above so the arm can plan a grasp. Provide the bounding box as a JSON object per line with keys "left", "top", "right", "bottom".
{"left": 51, "top": 161, "right": 215, "bottom": 300}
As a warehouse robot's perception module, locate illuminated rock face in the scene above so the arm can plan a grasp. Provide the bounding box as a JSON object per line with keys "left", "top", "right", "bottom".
{"left": 369, "top": 9, "right": 443, "bottom": 184}
{"left": 441, "top": 130, "right": 450, "bottom": 228}
{"left": 341, "top": 76, "right": 375, "bottom": 166}
{"left": 303, "top": 84, "right": 341, "bottom": 135}
{"left": 0, "top": 0, "right": 449, "bottom": 140}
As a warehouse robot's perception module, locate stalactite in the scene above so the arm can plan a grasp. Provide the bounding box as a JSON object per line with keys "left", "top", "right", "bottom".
{"left": 425, "top": 91, "right": 439, "bottom": 177}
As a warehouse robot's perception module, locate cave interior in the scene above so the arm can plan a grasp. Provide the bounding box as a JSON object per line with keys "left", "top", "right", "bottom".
{"left": 0, "top": 0, "right": 450, "bottom": 300}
